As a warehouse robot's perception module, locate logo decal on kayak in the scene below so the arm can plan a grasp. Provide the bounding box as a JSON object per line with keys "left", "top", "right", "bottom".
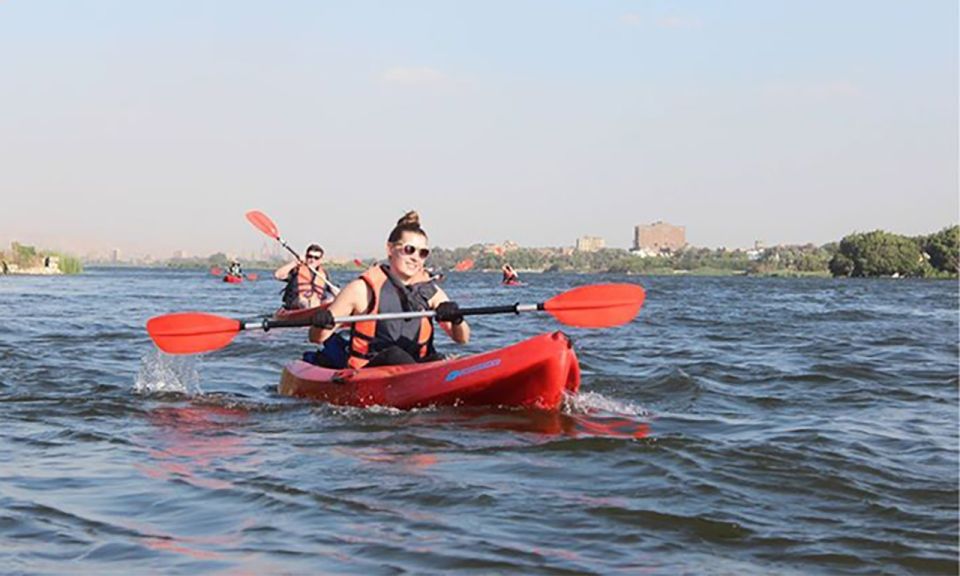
{"left": 445, "top": 359, "right": 501, "bottom": 382}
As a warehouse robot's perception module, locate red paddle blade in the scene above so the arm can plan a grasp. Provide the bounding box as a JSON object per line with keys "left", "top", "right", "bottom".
{"left": 146, "top": 313, "right": 243, "bottom": 355}
{"left": 246, "top": 273, "right": 259, "bottom": 281}
{"left": 543, "top": 284, "right": 645, "bottom": 328}
{"left": 353, "top": 259, "right": 364, "bottom": 267}
{"left": 209, "top": 266, "right": 222, "bottom": 276}
{"left": 245, "top": 210, "right": 279, "bottom": 240}
{"left": 454, "top": 258, "right": 475, "bottom": 272}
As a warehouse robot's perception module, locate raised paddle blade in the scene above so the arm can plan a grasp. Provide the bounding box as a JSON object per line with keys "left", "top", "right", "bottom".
{"left": 146, "top": 313, "right": 244, "bottom": 355}
{"left": 245, "top": 273, "right": 259, "bottom": 281}
{"left": 353, "top": 258, "right": 364, "bottom": 267}
{"left": 543, "top": 283, "right": 645, "bottom": 328}
{"left": 245, "top": 210, "right": 280, "bottom": 240}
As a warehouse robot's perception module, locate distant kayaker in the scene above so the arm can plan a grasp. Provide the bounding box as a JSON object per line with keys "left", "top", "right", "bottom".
{"left": 227, "top": 259, "right": 243, "bottom": 278}
{"left": 274, "top": 244, "right": 335, "bottom": 310}
{"left": 310, "top": 211, "right": 469, "bottom": 368}
{"left": 502, "top": 263, "right": 520, "bottom": 285}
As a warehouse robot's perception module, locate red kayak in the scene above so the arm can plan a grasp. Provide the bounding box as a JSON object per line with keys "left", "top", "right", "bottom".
{"left": 278, "top": 331, "right": 580, "bottom": 410}
{"left": 223, "top": 275, "right": 243, "bottom": 284}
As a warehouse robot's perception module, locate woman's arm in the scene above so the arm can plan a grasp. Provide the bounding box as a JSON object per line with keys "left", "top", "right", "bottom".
{"left": 308, "top": 278, "right": 368, "bottom": 343}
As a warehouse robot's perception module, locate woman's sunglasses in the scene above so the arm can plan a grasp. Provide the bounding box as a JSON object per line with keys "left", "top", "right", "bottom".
{"left": 396, "top": 243, "right": 430, "bottom": 259}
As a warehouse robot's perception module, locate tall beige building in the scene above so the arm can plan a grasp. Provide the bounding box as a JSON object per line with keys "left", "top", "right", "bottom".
{"left": 633, "top": 221, "right": 686, "bottom": 255}
{"left": 576, "top": 236, "right": 605, "bottom": 252}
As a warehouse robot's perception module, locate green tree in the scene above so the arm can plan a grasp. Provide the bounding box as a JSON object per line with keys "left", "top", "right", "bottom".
{"left": 921, "top": 225, "right": 959, "bottom": 274}
{"left": 830, "top": 230, "right": 931, "bottom": 277}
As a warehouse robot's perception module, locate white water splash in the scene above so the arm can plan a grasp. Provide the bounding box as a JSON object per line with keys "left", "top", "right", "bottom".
{"left": 564, "top": 391, "right": 651, "bottom": 417}
{"left": 134, "top": 349, "right": 202, "bottom": 394}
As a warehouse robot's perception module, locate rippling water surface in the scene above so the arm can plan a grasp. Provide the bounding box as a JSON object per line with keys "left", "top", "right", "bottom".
{"left": 1, "top": 268, "right": 957, "bottom": 574}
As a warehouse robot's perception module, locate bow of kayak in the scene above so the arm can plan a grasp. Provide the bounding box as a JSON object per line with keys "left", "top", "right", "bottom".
{"left": 278, "top": 331, "right": 580, "bottom": 410}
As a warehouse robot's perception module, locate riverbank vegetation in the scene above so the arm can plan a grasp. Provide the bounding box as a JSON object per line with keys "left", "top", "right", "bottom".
{"left": 0, "top": 242, "right": 83, "bottom": 275}
{"left": 83, "top": 225, "right": 959, "bottom": 279}
{"left": 429, "top": 226, "right": 958, "bottom": 279}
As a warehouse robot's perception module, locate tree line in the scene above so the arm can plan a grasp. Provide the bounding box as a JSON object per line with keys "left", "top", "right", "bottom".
{"left": 427, "top": 226, "right": 958, "bottom": 278}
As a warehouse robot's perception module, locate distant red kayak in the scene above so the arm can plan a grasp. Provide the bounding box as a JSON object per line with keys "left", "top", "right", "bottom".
{"left": 222, "top": 275, "right": 243, "bottom": 284}
{"left": 278, "top": 331, "right": 580, "bottom": 410}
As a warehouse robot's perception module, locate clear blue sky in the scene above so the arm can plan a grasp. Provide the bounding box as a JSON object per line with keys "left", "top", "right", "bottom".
{"left": 1, "top": 0, "right": 956, "bottom": 259}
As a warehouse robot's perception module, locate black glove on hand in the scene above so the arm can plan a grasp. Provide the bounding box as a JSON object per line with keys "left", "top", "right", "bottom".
{"left": 435, "top": 301, "right": 464, "bottom": 325}
{"left": 312, "top": 308, "right": 335, "bottom": 329}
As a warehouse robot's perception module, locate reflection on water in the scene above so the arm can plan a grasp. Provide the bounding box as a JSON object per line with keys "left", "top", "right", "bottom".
{"left": 137, "top": 404, "right": 253, "bottom": 491}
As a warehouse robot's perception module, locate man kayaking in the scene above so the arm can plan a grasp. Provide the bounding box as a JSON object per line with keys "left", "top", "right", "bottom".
{"left": 274, "top": 244, "right": 336, "bottom": 310}
{"left": 310, "top": 211, "right": 469, "bottom": 368}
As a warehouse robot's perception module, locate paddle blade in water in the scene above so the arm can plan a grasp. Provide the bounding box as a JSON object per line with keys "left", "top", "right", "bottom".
{"left": 454, "top": 258, "right": 475, "bottom": 272}
{"left": 543, "top": 283, "right": 645, "bottom": 328}
{"left": 146, "top": 313, "right": 243, "bottom": 355}
{"left": 209, "top": 266, "right": 223, "bottom": 276}
{"left": 245, "top": 210, "right": 279, "bottom": 240}
{"left": 245, "top": 273, "right": 259, "bottom": 281}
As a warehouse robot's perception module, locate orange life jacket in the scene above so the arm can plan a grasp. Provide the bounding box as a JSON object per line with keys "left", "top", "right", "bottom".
{"left": 283, "top": 264, "right": 326, "bottom": 308}
{"left": 296, "top": 264, "right": 325, "bottom": 298}
{"left": 348, "top": 265, "right": 434, "bottom": 369}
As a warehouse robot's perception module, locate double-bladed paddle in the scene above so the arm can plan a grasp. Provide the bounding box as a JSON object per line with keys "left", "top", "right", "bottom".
{"left": 245, "top": 210, "right": 340, "bottom": 295}
{"left": 146, "top": 283, "right": 646, "bottom": 355}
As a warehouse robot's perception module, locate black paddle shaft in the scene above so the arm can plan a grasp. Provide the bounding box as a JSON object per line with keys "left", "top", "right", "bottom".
{"left": 257, "top": 302, "right": 546, "bottom": 331}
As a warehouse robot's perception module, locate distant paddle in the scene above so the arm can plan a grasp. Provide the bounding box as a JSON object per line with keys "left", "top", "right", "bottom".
{"left": 454, "top": 258, "right": 475, "bottom": 272}
{"left": 245, "top": 210, "right": 340, "bottom": 295}
{"left": 146, "top": 283, "right": 646, "bottom": 355}
{"left": 209, "top": 266, "right": 223, "bottom": 276}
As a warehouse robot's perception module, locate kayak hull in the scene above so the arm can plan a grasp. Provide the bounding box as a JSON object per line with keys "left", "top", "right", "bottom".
{"left": 222, "top": 275, "right": 243, "bottom": 284}
{"left": 278, "top": 331, "right": 580, "bottom": 410}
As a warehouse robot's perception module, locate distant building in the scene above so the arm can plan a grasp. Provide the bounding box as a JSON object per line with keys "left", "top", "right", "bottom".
{"left": 746, "top": 240, "right": 765, "bottom": 261}
{"left": 111, "top": 248, "right": 122, "bottom": 263}
{"left": 575, "top": 236, "right": 605, "bottom": 252}
{"left": 632, "top": 221, "right": 685, "bottom": 256}
{"left": 172, "top": 249, "right": 187, "bottom": 259}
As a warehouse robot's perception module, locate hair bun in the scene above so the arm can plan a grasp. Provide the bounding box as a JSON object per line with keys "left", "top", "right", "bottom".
{"left": 397, "top": 210, "right": 421, "bottom": 227}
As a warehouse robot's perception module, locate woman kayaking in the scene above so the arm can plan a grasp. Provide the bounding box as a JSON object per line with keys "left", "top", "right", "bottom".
{"left": 310, "top": 211, "right": 469, "bottom": 368}
{"left": 274, "top": 244, "right": 336, "bottom": 310}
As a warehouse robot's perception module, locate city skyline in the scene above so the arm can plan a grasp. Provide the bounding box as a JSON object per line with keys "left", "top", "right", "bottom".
{"left": 2, "top": 1, "right": 956, "bottom": 258}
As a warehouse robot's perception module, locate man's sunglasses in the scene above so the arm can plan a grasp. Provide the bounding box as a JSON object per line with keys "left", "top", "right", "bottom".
{"left": 306, "top": 253, "right": 323, "bottom": 260}
{"left": 396, "top": 243, "right": 430, "bottom": 259}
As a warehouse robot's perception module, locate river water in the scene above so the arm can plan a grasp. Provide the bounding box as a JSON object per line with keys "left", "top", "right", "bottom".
{"left": 0, "top": 268, "right": 956, "bottom": 574}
